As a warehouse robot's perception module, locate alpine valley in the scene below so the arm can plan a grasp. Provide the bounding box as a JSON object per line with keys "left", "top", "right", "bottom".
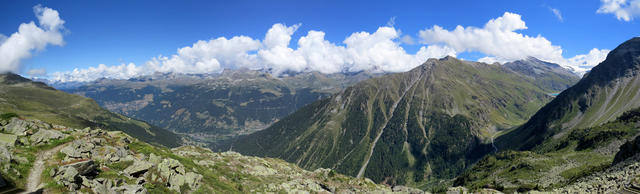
{"left": 61, "top": 70, "right": 379, "bottom": 147}
{"left": 5, "top": 37, "right": 640, "bottom": 193}
{"left": 4, "top": 1, "right": 640, "bottom": 193}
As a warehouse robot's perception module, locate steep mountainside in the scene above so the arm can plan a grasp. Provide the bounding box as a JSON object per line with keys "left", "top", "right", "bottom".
{"left": 0, "top": 115, "right": 409, "bottom": 193}
{"left": 498, "top": 37, "right": 640, "bottom": 150}
{"left": 63, "top": 70, "right": 377, "bottom": 145}
{"left": 454, "top": 37, "right": 640, "bottom": 193}
{"left": 455, "top": 107, "right": 640, "bottom": 192}
{"left": 232, "top": 56, "right": 578, "bottom": 189}
{"left": 0, "top": 73, "right": 181, "bottom": 147}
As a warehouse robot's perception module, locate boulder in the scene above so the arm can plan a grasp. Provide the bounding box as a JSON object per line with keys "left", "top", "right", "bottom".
{"left": 168, "top": 174, "right": 186, "bottom": 191}
{"left": 158, "top": 158, "right": 183, "bottom": 179}
{"left": 115, "top": 184, "right": 147, "bottom": 194}
{"left": 29, "top": 129, "right": 65, "bottom": 145}
{"left": 124, "top": 160, "right": 153, "bottom": 177}
{"left": 60, "top": 139, "right": 95, "bottom": 158}
{"left": 91, "top": 179, "right": 117, "bottom": 194}
{"left": 392, "top": 186, "right": 425, "bottom": 194}
{"left": 54, "top": 166, "right": 80, "bottom": 190}
{"left": 157, "top": 158, "right": 201, "bottom": 191}
{"left": 148, "top": 153, "right": 161, "bottom": 164}
{"left": 66, "top": 160, "right": 98, "bottom": 176}
{"left": 2, "top": 118, "right": 29, "bottom": 136}
{"left": 0, "top": 134, "right": 17, "bottom": 147}
{"left": 17, "top": 137, "right": 28, "bottom": 145}
{"left": 0, "top": 146, "right": 11, "bottom": 163}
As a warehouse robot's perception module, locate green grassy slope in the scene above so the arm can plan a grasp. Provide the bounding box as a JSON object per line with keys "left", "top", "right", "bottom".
{"left": 497, "top": 37, "right": 640, "bottom": 151}
{"left": 232, "top": 56, "right": 577, "bottom": 190}
{"left": 455, "top": 107, "right": 640, "bottom": 192}
{"left": 0, "top": 73, "right": 181, "bottom": 147}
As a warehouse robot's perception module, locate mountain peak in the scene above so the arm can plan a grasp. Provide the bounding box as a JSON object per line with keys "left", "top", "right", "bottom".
{"left": 0, "top": 72, "right": 31, "bottom": 84}
{"left": 608, "top": 37, "right": 640, "bottom": 58}
{"left": 498, "top": 37, "right": 640, "bottom": 150}
{"left": 0, "top": 72, "right": 55, "bottom": 90}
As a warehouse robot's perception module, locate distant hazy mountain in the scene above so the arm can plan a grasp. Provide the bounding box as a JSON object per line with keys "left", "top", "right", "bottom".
{"left": 62, "top": 70, "right": 379, "bottom": 145}
{"left": 231, "top": 56, "right": 578, "bottom": 189}
{"left": 0, "top": 73, "right": 181, "bottom": 147}
{"left": 503, "top": 57, "right": 580, "bottom": 91}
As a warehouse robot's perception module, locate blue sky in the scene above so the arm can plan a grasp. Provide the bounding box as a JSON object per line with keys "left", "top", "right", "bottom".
{"left": 0, "top": 0, "right": 639, "bottom": 81}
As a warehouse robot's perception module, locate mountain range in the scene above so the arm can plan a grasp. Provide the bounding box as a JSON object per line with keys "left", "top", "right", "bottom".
{"left": 59, "top": 70, "right": 378, "bottom": 147}
{"left": 229, "top": 56, "right": 579, "bottom": 189}
{"left": 5, "top": 37, "right": 640, "bottom": 193}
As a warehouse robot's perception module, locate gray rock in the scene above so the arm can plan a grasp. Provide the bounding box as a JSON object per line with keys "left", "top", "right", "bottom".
{"left": 148, "top": 153, "right": 161, "bottom": 164}
{"left": 2, "top": 118, "right": 29, "bottom": 136}
{"left": 50, "top": 167, "right": 58, "bottom": 177}
{"left": 157, "top": 158, "right": 200, "bottom": 192}
{"left": 169, "top": 173, "right": 186, "bottom": 191}
{"left": 17, "top": 137, "right": 28, "bottom": 145}
{"left": 124, "top": 160, "right": 153, "bottom": 177}
{"left": 54, "top": 166, "right": 79, "bottom": 189}
{"left": 60, "top": 139, "right": 95, "bottom": 158}
{"left": 29, "top": 129, "right": 65, "bottom": 145}
{"left": 392, "top": 186, "right": 425, "bottom": 194}
{"left": 92, "top": 179, "right": 117, "bottom": 194}
{"left": 66, "top": 160, "right": 98, "bottom": 176}
{"left": 115, "top": 184, "right": 147, "bottom": 194}
{"left": 185, "top": 172, "right": 203, "bottom": 190}
{"left": 0, "top": 146, "right": 11, "bottom": 163}
{"left": 0, "top": 134, "right": 16, "bottom": 147}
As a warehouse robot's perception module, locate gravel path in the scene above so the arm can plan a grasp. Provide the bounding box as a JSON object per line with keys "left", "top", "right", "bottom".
{"left": 24, "top": 143, "right": 69, "bottom": 193}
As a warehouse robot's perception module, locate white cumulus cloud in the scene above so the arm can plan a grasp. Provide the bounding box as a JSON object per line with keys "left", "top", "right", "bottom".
{"left": 418, "top": 12, "right": 609, "bottom": 75}
{"left": 566, "top": 48, "right": 611, "bottom": 74}
{"left": 597, "top": 0, "right": 640, "bottom": 21}
{"left": 52, "top": 23, "right": 456, "bottom": 82}
{"left": 50, "top": 12, "right": 614, "bottom": 82}
{"left": 0, "top": 5, "right": 65, "bottom": 73}
{"left": 419, "top": 12, "right": 565, "bottom": 64}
